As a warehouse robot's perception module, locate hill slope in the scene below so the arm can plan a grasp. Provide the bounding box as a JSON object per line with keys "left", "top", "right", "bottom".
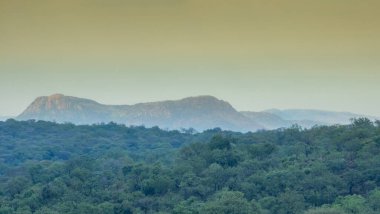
{"left": 17, "top": 94, "right": 263, "bottom": 131}
{"left": 265, "top": 109, "right": 377, "bottom": 125}
{"left": 17, "top": 94, "right": 378, "bottom": 131}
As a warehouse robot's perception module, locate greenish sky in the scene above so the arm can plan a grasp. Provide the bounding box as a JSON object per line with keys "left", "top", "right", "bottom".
{"left": 0, "top": 0, "right": 379, "bottom": 116}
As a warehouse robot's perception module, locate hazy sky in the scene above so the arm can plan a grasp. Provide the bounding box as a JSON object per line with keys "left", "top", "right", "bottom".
{"left": 1, "top": 0, "right": 379, "bottom": 116}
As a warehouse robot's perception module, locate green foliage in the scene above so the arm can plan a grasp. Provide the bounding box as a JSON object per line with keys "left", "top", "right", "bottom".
{"left": 199, "top": 190, "right": 253, "bottom": 214}
{"left": 0, "top": 119, "right": 380, "bottom": 213}
{"left": 368, "top": 189, "right": 380, "bottom": 211}
{"left": 304, "top": 206, "right": 345, "bottom": 214}
{"left": 333, "top": 195, "right": 371, "bottom": 214}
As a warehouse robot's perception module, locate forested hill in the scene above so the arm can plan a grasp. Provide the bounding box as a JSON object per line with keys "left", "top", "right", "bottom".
{"left": 1, "top": 119, "right": 380, "bottom": 213}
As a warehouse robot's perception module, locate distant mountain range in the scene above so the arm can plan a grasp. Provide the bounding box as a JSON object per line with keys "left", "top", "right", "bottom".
{"left": 15, "top": 94, "right": 378, "bottom": 132}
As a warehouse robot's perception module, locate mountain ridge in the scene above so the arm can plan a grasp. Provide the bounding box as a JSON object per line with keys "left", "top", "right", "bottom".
{"left": 17, "top": 94, "right": 263, "bottom": 131}
{"left": 16, "top": 94, "right": 378, "bottom": 131}
{"left": 264, "top": 108, "right": 378, "bottom": 125}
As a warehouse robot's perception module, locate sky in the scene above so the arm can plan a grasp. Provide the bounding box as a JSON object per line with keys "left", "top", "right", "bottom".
{"left": 0, "top": 0, "right": 379, "bottom": 116}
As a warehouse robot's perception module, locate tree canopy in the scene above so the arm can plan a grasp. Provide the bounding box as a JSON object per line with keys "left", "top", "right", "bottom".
{"left": 1, "top": 119, "right": 380, "bottom": 213}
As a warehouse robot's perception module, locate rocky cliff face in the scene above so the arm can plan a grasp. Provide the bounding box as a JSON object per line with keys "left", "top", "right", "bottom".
{"left": 17, "top": 94, "right": 112, "bottom": 124}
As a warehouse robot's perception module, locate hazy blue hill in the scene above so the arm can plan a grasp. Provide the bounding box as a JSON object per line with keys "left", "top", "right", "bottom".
{"left": 241, "top": 111, "right": 330, "bottom": 129}
{"left": 265, "top": 109, "right": 377, "bottom": 125}
{"left": 240, "top": 111, "right": 293, "bottom": 129}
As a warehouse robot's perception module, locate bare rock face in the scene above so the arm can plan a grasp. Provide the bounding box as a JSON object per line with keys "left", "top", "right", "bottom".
{"left": 17, "top": 94, "right": 111, "bottom": 124}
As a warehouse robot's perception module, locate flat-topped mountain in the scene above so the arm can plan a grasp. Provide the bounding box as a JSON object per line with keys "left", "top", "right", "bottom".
{"left": 17, "top": 94, "right": 263, "bottom": 131}
{"left": 16, "top": 94, "right": 378, "bottom": 131}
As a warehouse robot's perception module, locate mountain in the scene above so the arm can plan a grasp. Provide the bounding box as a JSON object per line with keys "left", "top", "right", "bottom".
{"left": 17, "top": 94, "right": 113, "bottom": 124}
{"left": 17, "top": 94, "right": 263, "bottom": 132}
{"left": 240, "top": 111, "right": 293, "bottom": 129}
{"left": 240, "top": 111, "right": 332, "bottom": 129}
{"left": 17, "top": 94, "right": 378, "bottom": 131}
{"left": 265, "top": 109, "right": 378, "bottom": 125}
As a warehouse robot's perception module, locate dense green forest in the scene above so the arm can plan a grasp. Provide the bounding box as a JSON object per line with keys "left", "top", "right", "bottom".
{"left": 1, "top": 119, "right": 380, "bottom": 213}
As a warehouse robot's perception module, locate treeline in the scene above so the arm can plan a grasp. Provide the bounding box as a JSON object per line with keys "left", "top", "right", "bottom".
{"left": 0, "top": 119, "right": 380, "bottom": 213}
